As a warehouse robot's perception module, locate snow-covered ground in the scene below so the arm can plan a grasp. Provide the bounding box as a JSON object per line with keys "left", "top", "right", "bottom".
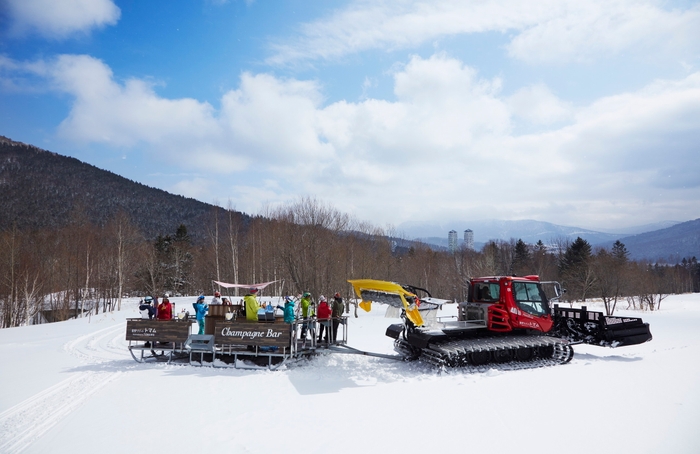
{"left": 1, "top": 294, "right": 699, "bottom": 454}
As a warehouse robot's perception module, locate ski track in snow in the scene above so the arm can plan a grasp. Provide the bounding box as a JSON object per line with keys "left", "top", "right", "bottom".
{"left": 0, "top": 323, "right": 129, "bottom": 453}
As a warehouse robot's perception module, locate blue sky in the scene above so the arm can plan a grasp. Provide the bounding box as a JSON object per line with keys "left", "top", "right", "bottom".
{"left": 1, "top": 0, "right": 699, "bottom": 234}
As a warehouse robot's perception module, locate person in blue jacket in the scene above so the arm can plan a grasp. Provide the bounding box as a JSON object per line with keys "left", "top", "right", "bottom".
{"left": 282, "top": 296, "right": 296, "bottom": 324}
{"left": 192, "top": 295, "right": 208, "bottom": 335}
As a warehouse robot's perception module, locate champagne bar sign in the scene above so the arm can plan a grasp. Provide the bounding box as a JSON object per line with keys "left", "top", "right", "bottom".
{"left": 215, "top": 321, "right": 291, "bottom": 347}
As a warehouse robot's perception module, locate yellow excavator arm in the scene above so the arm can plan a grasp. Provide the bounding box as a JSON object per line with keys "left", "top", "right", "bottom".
{"left": 348, "top": 279, "right": 424, "bottom": 327}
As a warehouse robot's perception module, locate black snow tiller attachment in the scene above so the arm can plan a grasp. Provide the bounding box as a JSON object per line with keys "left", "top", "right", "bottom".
{"left": 551, "top": 305, "right": 652, "bottom": 347}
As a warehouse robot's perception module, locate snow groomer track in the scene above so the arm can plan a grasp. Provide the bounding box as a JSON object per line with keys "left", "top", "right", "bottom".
{"left": 414, "top": 335, "right": 574, "bottom": 369}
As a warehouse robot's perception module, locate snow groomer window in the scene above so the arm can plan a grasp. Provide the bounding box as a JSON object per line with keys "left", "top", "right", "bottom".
{"left": 474, "top": 283, "right": 499, "bottom": 302}
{"left": 512, "top": 282, "right": 549, "bottom": 316}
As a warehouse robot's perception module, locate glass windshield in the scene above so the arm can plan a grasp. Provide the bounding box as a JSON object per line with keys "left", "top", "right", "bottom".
{"left": 473, "top": 282, "right": 500, "bottom": 302}
{"left": 512, "top": 282, "right": 550, "bottom": 316}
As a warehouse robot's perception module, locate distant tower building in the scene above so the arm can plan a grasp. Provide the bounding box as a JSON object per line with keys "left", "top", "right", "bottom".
{"left": 448, "top": 230, "right": 458, "bottom": 252}
{"left": 464, "top": 229, "right": 474, "bottom": 250}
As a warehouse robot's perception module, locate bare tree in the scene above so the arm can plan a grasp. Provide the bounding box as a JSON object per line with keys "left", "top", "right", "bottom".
{"left": 0, "top": 225, "right": 20, "bottom": 327}
{"left": 207, "top": 204, "right": 222, "bottom": 285}
{"left": 21, "top": 271, "right": 43, "bottom": 325}
{"left": 227, "top": 201, "right": 241, "bottom": 295}
{"left": 105, "top": 211, "right": 141, "bottom": 310}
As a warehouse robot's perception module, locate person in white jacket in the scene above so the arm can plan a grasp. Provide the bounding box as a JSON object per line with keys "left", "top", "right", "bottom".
{"left": 210, "top": 291, "right": 222, "bottom": 305}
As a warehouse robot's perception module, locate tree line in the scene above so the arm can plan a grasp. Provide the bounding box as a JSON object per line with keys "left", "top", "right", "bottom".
{"left": 2, "top": 197, "right": 699, "bottom": 328}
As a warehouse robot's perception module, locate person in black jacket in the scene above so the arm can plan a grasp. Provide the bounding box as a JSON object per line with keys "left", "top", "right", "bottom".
{"left": 139, "top": 296, "right": 156, "bottom": 319}
{"left": 331, "top": 293, "right": 344, "bottom": 342}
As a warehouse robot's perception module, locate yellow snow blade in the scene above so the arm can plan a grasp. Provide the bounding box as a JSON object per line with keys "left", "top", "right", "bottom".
{"left": 404, "top": 306, "right": 422, "bottom": 326}
{"left": 348, "top": 279, "right": 424, "bottom": 326}
{"left": 359, "top": 300, "right": 372, "bottom": 312}
{"left": 404, "top": 307, "right": 423, "bottom": 326}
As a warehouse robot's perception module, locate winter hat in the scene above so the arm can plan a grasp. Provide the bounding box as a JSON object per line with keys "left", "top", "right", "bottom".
{"left": 144, "top": 296, "right": 153, "bottom": 303}
{"left": 250, "top": 288, "right": 259, "bottom": 294}
{"left": 319, "top": 295, "right": 326, "bottom": 302}
{"left": 215, "top": 291, "right": 221, "bottom": 297}
{"left": 303, "top": 292, "right": 311, "bottom": 297}
{"left": 197, "top": 295, "right": 205, "bottom": 301}
{"left": 334, "top": 293, "right": 341, "bottom": 298}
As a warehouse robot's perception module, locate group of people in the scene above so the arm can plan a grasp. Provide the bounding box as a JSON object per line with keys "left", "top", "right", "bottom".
{"left": 138, "top": 296, "right": 173, "bottom": 321}
{"left": 243, "top": 288, "right": 345, "bottom": 342}
{"left": 298, "top": 292, "right": 345, "bottom": 343}
{"left": 139, "top": 289, "right": 348, "bottom": 341}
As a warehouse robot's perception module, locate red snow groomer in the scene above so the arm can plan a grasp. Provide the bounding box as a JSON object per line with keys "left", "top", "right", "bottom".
{"left": 349, "top": 276, "right": 652, "bottom": 368}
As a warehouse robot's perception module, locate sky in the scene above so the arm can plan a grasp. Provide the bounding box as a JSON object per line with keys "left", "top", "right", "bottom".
{"left": 1, "top": 0, "right": 699, "bottom": 233}
{"left": 1, "top": 294, "right": 699, "bottom": 453}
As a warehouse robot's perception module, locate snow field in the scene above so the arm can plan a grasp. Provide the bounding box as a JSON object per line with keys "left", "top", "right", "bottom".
{"left": 0, "top": 295, "right": 698, "bottom": 453}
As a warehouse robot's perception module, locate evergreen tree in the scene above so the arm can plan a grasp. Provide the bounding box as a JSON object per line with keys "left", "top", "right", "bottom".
{"left": 560, "top": 237, "right": 595, "bottom": 301}
{"left": 512, "top": 239, "right": 531, "bottom": 275}
{"left": 612, "top": 240, "right": 629, "bottom": 263}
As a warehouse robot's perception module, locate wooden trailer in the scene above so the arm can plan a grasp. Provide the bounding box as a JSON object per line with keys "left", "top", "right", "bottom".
{"left": 126, "top": 312, "right": 349, "bottom": 369}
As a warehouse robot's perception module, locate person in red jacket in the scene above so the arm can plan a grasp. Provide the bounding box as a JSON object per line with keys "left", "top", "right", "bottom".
{"left": 316, "top": 295, "right": 331, "bottom": 343}
{"left": 157, "top": 296, "right": 173, "bottom": 320}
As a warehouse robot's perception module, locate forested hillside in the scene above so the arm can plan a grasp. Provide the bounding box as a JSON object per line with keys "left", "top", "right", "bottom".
{"left": 0, "top": 136, "right": 243, "bottom": 241}
{"left": 616, "top": 219, "right": 700, "bottom": 261}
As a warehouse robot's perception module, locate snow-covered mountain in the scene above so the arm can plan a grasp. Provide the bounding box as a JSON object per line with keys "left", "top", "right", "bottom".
{"left": 603, "top": 218, "right": 700, "bottom": 261}
{"left": 397, "top": 218, "right": 678, "bottom": 244}
{"left": 398, "top": 218, "right": 696, "bottom": 259}
{"left": 595, "top": 220, "right": 681, "bottom": 235}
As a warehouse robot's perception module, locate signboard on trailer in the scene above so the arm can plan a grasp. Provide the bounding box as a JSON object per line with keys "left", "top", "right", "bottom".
{"left": 214, "top": 320, "right": 291, "bottom": 347}
{"left": 126, "top": 319, "right": 192, "bottom": 343}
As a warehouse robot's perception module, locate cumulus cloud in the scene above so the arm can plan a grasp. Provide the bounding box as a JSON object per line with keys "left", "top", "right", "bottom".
{"left": 48, "top": 55, "right": 220, "bottom": 146}
{"left": 6, "top": 52, "right": 700, "bottom": 227}
{"left": 3, "top": 0, "right": 120, "bottom": 39}
{"left": 20, "top": 55, "right": 333, "bottom": 174}
{"left": 562, "top": 73, "right": 700, "bottom": 179}
{"left": 267, "top": 0, "right": 700, "bottom": 65}
{"left": 318, "top": 54, "right": 510, "bottom": 166}
{"left": 507, "top": 84, "right": 573, "bottom": 125}
{"left": 220, "top": 73, "right": 333, "bottom": 162}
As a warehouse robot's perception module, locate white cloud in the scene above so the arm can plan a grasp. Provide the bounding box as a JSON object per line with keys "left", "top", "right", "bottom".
{"left": 507, "top": 0, "right": 700, "bottom": 63}
{"left": 7, "top": 52, "right": 700, "bottom": 228}
{"left": 49, "top": 55, "right": 219, "bottom": 145}
{"left": 562, "top": 72, "right": 700, "bottom": 179}
{"left": 219, "top": 73, "right": 333, "bottom": 163}
{"left": 4, "top": 0, "right": 120, "bottom": 39}
{"left": 29, "top": 55, "right": 334, "bottom": 174}
{"left": 267, "top": 0, "right": 700, "bottom": 65}
{"left": 317, "top": 54, "right": 510, "bottom": 164}
{"left": 507, "top": 84, "right": 573, "bottom": 125}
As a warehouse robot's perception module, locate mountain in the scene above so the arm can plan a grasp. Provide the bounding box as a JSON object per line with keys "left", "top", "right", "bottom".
{"left": 605, "top": 219, "right": 700, "bottom": 262}
{"left": 0, "top": 136, "right": 247, "bottom": 240}
{"left": 398, "top": 218, "right": 699, "bottom": 261}
{"left": 399, "top": 219, "right": 624, "bottom": 246}
{"left": 595, "top": 220, "right": 681, "bottom": 235}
